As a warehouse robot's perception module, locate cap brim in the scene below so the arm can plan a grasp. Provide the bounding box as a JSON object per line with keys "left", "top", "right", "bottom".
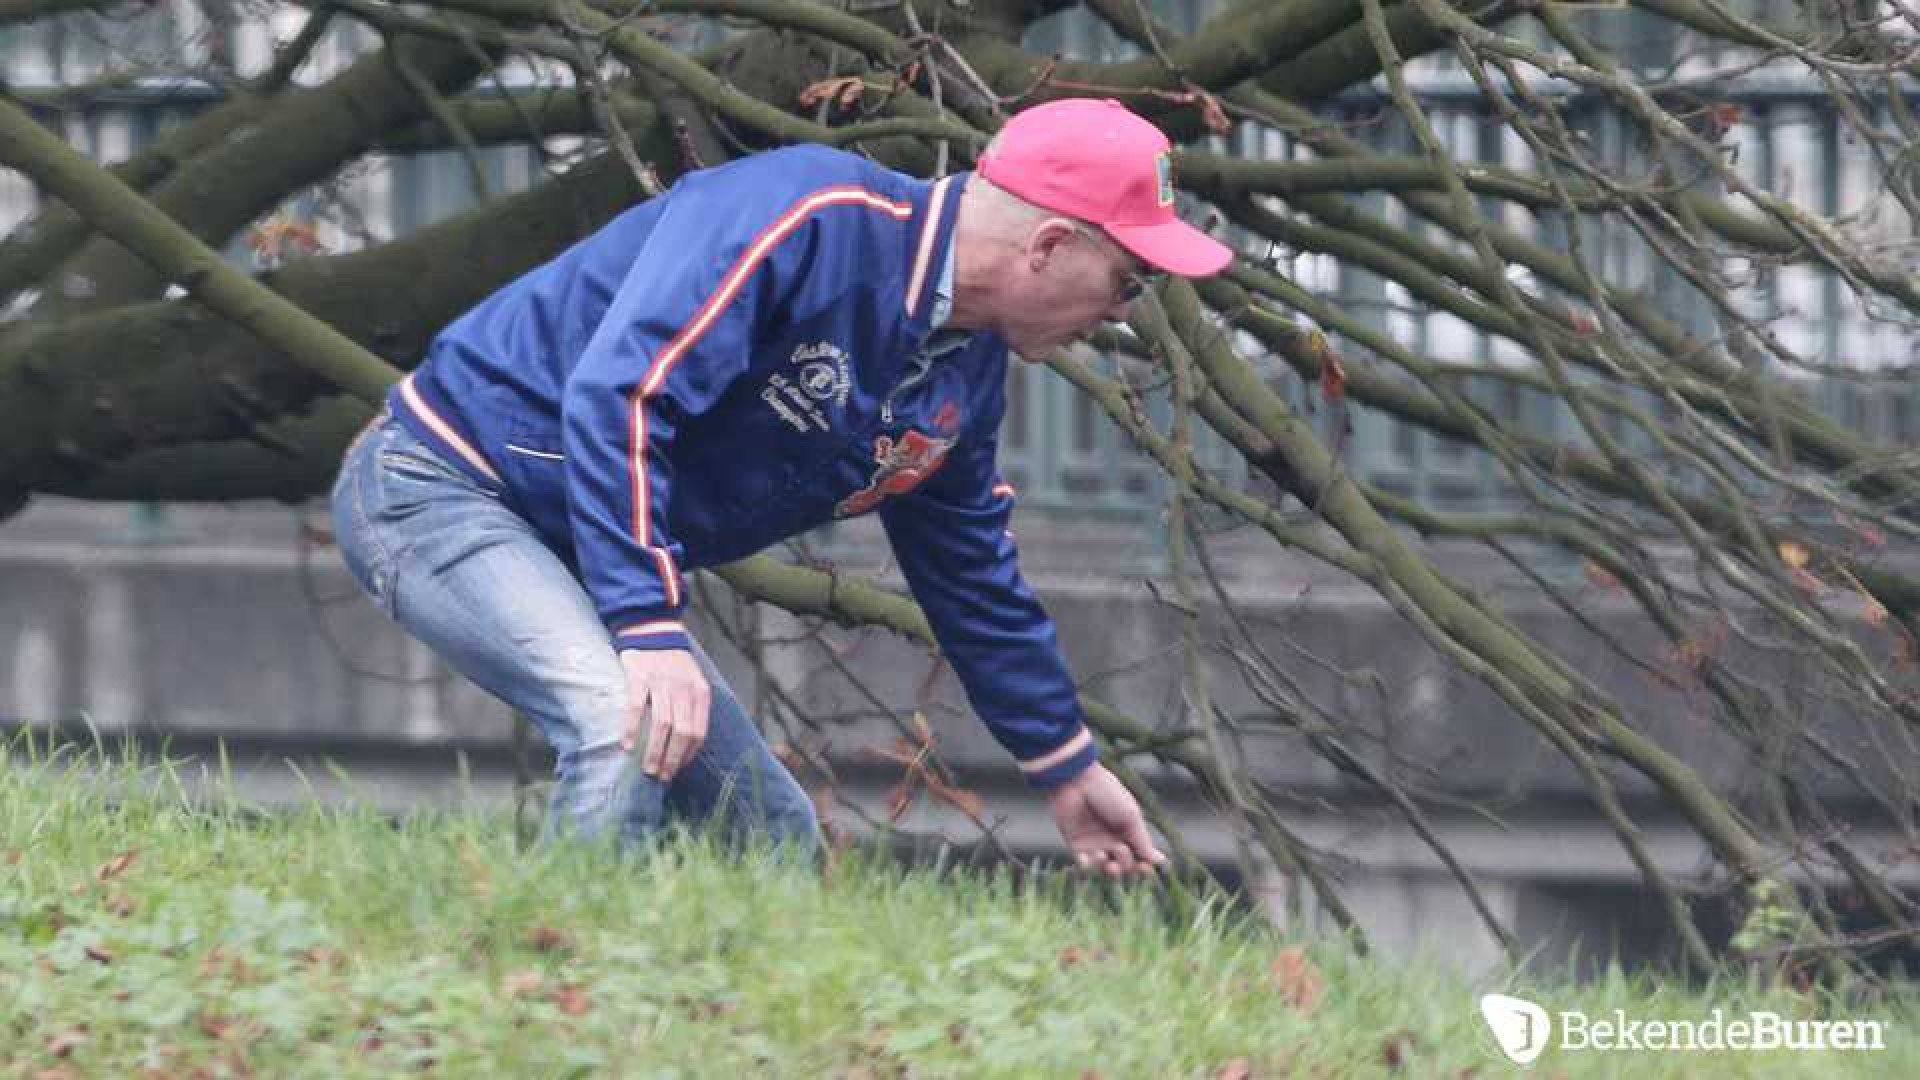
{"left": 1107, "top": 218, "right": 1234, "bottom": 278}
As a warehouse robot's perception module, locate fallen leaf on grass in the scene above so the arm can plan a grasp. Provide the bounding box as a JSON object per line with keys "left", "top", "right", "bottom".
{"left": 1057, "top": 945, "right": 1108, "bottom": 969}
{"left": 198, "top": 1012, "right": 238, "bottom": 1041}
{"left": 527, "top": 926, "right": 577, "bottom": 955}
{"left": 1269, "top": 946, "right": 1323, "bottom": 1012}
{"left": 854, "top": 1026, "right": 891, "bottom": 1058}
{"left": 674, "top": 994, "right": 737, "bottom": 1021}
{"left": 95, "top": 850, "right": 139, "bottom": 882}
{"left": 296, "top": 947, "right": 343, "bottom": 973}
{"left": 1381, "top": 1030, "right": 1417, "bottom": 1069}
{"left": 501, "top": 970, "right": 545, "bottom": 998}
{"left": 196, "top": 1012, "right": 260, "bottom": 1048}
{"left": 198, "top": 948, "right": 253, "bottom": 984}
{"left": 552, "top": 983, "right": 592, "bottom": 1016}
{"left": 46, "top": 1027, "right": 87, "bottom": 1058}
{"left": 83, "top": 944, "right": 114, "bottom": 965}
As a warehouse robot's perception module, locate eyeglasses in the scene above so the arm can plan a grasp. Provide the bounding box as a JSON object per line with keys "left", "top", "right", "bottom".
{"left": 1071, "top": 223, "right": 1161, "bottom": 306}
{"left": 1115, "top": 272, "right": 1156, "bottom": 305}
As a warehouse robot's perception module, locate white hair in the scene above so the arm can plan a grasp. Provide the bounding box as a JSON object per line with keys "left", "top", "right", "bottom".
{"left": 962, "top": 174, "right": 1061, "bottom": 243}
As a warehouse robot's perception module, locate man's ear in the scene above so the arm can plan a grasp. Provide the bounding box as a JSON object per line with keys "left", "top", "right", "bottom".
{"left": 1027, "top": 218, "right": 1077, "bottom": 269}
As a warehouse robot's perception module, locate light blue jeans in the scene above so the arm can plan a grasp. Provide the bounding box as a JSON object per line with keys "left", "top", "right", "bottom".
{"left": 330, "top": 411, "right": 820, "bottom": 860}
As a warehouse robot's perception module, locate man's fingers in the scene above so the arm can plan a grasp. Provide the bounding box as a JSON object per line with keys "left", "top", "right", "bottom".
{"left": 659, "top": 690, "right": 689, "bottom": 780}
{"left": 1123, "top": 818, "right": 1165, "bottom": 869}
{"left": 1072, "top": 846, "right": 1133, "bottom": 879}
{"left": 635, "top": 683, "right": 709, "bottom": 782}
{"left": 1126, "top": 841, "right": 1165, "bottom": 874}
{"left": 661, "top": 712, "right": 680, "bottom": 778}
{"left": 685, "top": 685, "right": 710, "bottom": 773}
{"left": 619, "top": 648, "right": 713, "bottom": 782}
{"left": 642, "top": 693, "right": 671, "bottom": 778}
{"left": 642, "top": 721, "right": 666, "bottom": 778}
{"left": 623, "top": 690, "right": 648, "bottom": 755}
{"left": 1072, "top": 845, "right": 1162, "bottom": 881}
{"left": 665, "top": 684, "right": 706, "bottom": 781}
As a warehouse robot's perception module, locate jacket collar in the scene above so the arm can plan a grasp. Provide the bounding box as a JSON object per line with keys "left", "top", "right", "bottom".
{"left": 902, "top": 171, "right": 969, "bottom": 336}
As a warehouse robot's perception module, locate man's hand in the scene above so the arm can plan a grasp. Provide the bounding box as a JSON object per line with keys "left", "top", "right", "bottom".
{"left": 619, "top": 648, "right": 711, "bottom": 782}
{"left": 1046, "top": 763, "right": 1167, "bottom": 880}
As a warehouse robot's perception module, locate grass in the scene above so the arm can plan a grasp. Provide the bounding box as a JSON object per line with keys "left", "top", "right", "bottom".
{"left": 1, "top": 736, "right": 1915, "bottom": 1079}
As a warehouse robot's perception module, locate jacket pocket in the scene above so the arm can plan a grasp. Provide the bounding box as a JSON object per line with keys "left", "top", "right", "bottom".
{"left": 493, "top": 427, "right": 574, "bottom": 549}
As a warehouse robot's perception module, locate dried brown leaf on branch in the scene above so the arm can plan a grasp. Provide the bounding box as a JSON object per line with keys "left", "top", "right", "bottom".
{"left": 1180, "top": 87, "right": 1232, "bottom": 135}
{"left": 924, "top": 770, "right": 984, "bottom": 821}
{"left": 799, "top": 76, "right": 869, "bottom": 112}
{"left": 245, "top": 216, "right": 324, "bottom": 261}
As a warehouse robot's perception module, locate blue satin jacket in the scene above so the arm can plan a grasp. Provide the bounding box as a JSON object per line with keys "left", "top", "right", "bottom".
{"left": 388, "top": 144, "right": 1096, "bottom": 788}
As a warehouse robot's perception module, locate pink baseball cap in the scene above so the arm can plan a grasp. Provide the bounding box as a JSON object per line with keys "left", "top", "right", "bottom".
{"left": 978, "top": 98, "right": 1233, "bottom": 278}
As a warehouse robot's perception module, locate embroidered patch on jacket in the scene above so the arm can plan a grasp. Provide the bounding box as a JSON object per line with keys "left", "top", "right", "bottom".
{"left": 761, "top": 371, "right": 834, "bottom": 433}
{"left": 791, "top": 341, "right": 852, "bottom": 408}
{"left": 836, "top": 429, "right": 955, "bottom": 516}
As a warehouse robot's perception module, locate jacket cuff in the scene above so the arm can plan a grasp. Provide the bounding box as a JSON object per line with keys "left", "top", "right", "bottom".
{"left": 1017, "top": 728, "right": 1098, "bottom": 791}
{"left": 613, "top": 618, "right": 692, "bottom": 652}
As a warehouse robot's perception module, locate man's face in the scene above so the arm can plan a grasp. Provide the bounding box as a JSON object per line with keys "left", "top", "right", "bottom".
{"left": 995, "top": 219, "right": 1157, "bottom": 361}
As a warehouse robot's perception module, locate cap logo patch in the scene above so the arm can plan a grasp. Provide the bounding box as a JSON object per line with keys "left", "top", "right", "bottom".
{"left": 1155, "top": 151, "right": 1174, "bottom": 207}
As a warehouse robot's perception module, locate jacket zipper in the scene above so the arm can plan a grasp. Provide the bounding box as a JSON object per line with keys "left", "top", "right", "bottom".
{"left": 880, "top": 359, "right": 934, "bottom": 426}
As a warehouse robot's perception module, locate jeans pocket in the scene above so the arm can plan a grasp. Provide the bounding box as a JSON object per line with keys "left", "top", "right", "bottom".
{"left": 331, "top": 461, "right": 398, "bottom": 617}
{"left": 379, "top": 447, "right": 470, "bottom": 486}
